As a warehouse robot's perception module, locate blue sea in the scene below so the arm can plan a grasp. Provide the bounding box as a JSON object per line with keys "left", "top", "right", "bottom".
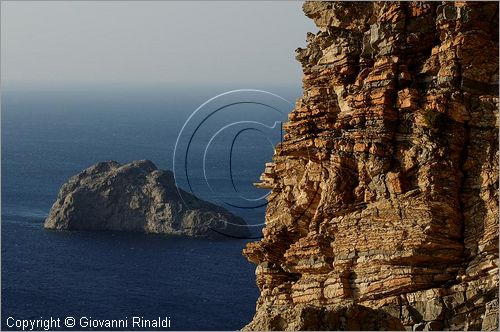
{"left": 1, "top": 83, "right": 299, "bottom": 330}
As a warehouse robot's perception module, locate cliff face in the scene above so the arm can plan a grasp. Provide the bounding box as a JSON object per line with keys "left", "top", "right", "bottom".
{"left": 243, "top": 2, "right": 499, "bottom": 330}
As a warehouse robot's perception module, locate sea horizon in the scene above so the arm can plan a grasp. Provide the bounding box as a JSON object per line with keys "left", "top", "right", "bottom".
{"left": 1, "top": 83, "right": 302, "bottom": 330}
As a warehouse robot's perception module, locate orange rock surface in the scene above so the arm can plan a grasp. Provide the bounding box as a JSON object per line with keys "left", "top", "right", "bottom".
{"left": 243, "top": 2, "right": 498, "bottom": 330}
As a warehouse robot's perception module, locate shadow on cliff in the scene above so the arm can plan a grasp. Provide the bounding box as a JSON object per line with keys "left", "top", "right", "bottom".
{"left": 261, "top": 304, "right": 405, "bottom": 331}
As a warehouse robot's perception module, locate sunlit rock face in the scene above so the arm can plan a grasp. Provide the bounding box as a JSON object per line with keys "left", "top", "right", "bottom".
{"left": 244, "top": 1, "right": 498, "bottom": 330}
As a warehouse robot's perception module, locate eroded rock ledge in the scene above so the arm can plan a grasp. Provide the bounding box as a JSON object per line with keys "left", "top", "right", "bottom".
{"left": 44, "top": 160, "right": 249, "bottom": 237}
{"left": 243, "top": 1, "right": 498, "bottom": 330}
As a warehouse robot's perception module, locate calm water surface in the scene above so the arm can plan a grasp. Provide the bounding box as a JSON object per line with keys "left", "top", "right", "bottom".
{"left": 1, "top": 84, "right": 299, "bottom": 330}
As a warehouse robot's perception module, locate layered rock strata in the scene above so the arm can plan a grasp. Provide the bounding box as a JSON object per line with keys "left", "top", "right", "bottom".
{"left": 45, "top": 160, "right": 249, "bottom": 237}
{"left": 244, "top": 2, "right": 499, "bottom": 330}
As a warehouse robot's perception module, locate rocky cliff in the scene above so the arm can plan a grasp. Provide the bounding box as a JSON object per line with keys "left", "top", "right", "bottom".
{"left": 44, "top": 160, "right": 249, "bottom": 237}
{"left": 244, "top": 2, "right": 498, "bottom": 330}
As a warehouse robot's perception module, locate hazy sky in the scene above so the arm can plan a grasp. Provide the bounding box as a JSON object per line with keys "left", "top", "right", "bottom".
{"left": 1, "top": 1, "right": 317, "bottom": 85}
